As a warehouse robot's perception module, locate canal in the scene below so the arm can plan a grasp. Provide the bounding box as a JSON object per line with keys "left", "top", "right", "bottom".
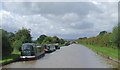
{"left": 2, "top": 44, "right": 118, "bottom": 68}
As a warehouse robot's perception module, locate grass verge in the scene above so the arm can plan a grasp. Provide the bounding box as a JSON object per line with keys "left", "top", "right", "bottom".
{"left": 78, "top": 43, "right": 118, "bottom": 59}
{"left": 0, "top": 51, "right": 21, "bottom": 63}
{"left": 59, "top": 43, "right": 66, "bottom": 47}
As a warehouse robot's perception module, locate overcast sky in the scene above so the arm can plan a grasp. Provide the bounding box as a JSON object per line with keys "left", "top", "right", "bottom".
{"left": 0, "top": 2, "right": 118, "bottom": 40}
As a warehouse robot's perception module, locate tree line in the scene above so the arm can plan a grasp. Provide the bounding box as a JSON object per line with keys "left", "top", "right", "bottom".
{"left": 77, "top": 26, "right": 119, "bottom": 49}
{"left": 1, "top": 27, "right": 65, "bottom": 57}
{"left": 35, "top": 35, "right": 65, "bottom": 45}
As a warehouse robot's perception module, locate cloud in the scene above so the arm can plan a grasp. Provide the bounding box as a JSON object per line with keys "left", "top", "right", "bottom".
{"left": 3, "top": 2, "right": 102, "bottom": 15}
{"left": 1, "top": 2, "right": 118, "bottom": 40}
{"left": 62, "top": 13, "right": 79, "bottom": 22}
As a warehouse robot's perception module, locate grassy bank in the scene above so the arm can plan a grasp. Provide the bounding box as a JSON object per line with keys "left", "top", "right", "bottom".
{"left": 0, "top": 52, "right": 21, "bottom": 63}
{"left": 59, "top": 43, "right": 66, "bottom": 47}
{"left": 78, "top": 43, "right": 118, "bottom": 59}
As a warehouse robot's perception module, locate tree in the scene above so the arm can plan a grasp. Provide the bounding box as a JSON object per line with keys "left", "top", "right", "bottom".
{"left": 83, "top": 37, "right": 87, "bottom": 39}
{"left": 12, "top": 40, "right": 22, "bottom": 51}
{"left": 59, "top": 38, "right": 65, "bottom": 44}
{"left": 100, "top": 33, "right": 111, "bottom": 47}
{"left": 118, "top": 24, "right": 120, "bottom": 48}
{"left": 8, "top": 32, "right": 15, "bottom": 44}
{"left": 99, "top": 31, "right": 107, "bottom": 36}
{"left": 0, "top": 29, "right": 1, "bottom": 59}
{"left": 110, "top": 26, "right": 118, "bottom": 47}
{"left": 15, "top": 27, "right": 32, "bottom": 43}
{"left": 51, "top": 36, "right": 60, "bottom": 43}
{"left": 13, "top": 28, "right": 32, "bottom": 51}
{"left": 42, "top": 37, "right": 52, "bottom": 45}
{"left": 36, "top": 35, "right": 47, "bottom": 44}
{"left": 76, "top": 27, "right": 118, "bottom": 49}
{"left": 1, "top": 29, "right": 13, "bottom": 57}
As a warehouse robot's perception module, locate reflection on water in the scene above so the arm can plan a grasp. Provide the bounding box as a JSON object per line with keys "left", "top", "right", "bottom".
{"left": 2, "top": 44, "right": 118, "bottom": 68}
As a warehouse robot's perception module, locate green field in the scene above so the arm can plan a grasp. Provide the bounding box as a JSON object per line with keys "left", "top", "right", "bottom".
{"left": 0, "top": 52, "right": 21, "bottom": 63}
{"left": 79, "top": 44, "right": 118, "bottom": 59}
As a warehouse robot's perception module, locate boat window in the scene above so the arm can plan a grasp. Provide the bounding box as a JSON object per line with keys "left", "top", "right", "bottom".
{"left": 22, "top": 45, "right": 33, "bottom": 51}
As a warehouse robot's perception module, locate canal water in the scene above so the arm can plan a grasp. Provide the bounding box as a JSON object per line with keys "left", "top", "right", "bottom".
{"left": 2, "top": 44, "right": 118, "bottom": 68}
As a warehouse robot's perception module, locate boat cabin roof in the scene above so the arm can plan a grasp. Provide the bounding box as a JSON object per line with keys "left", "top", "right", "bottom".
{"left": 22, "top": 43, "right": 35, "bottom": 47}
